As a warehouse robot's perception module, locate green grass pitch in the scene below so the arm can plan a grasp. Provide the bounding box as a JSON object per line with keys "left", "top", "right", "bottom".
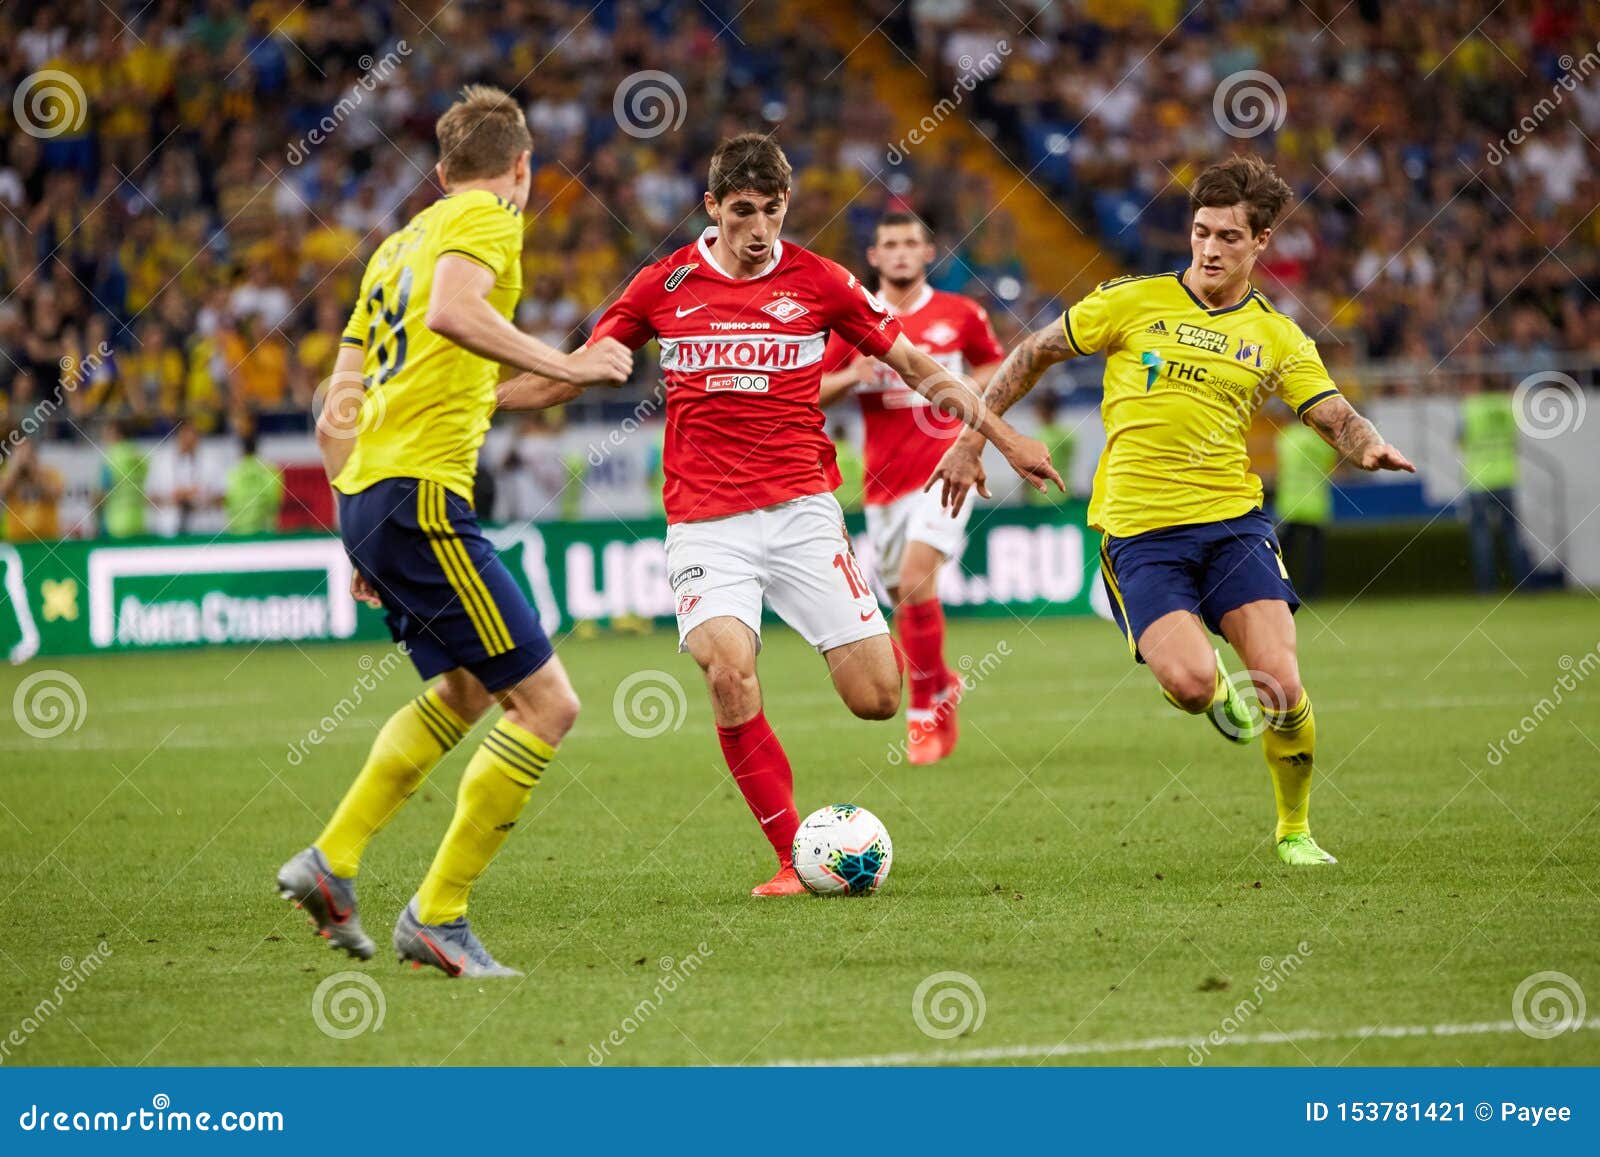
{"left": 2, "top": 593, "right": 1596, "bottom": 1066}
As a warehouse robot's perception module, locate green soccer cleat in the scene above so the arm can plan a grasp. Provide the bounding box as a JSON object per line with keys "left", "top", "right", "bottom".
{"left": 1276, "top": 832, "right": 1338, "bottom": 866}
{"left": 1206, "top": 649, "right": 1259, "bottom": 744}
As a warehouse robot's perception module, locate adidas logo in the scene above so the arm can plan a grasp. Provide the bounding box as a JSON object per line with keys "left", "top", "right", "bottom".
{"left": 1145, "top": 320, "right": 1168, "bottom": 335}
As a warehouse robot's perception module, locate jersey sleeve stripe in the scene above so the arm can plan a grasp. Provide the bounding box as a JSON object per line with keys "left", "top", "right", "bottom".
{"left": 1296, "top": 389, "right": 1341, "bottom": 417}
{"left": 439, "top": 247, "right": 498, "bottom": 273}
{"left": 339, "top": 335, "right": 365, "bottom": 347}
{"left": 1062, "top": 310, "right": 1090, "bottom": 357}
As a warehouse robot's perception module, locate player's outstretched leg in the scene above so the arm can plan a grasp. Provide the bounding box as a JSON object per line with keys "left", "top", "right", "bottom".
{"left": 1220, "top": 600, "right": 1336, "bottom": 866}
{"left": 278, "top": 672, "right": 490, "bottom": 958}
{"left": 687, "top": 617, "right": 807, "bottom": 896}
{"left": 399, "top": 658, "right": 579, "bottom": 975}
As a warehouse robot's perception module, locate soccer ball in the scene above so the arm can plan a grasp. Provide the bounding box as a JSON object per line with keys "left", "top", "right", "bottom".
{"left": 792, "top": 804, "right": 893, "bottom": 896}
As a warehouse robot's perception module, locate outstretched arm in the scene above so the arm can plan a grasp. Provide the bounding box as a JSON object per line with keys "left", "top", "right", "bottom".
{"left": 1303, "top": 396, "right": 1415, "bottom": 472}
{"left": 881, "top": 333, "right": 1064, "bottom": 500}
{"left": 922, "top": 321, "right": 1077, "bottom": 514}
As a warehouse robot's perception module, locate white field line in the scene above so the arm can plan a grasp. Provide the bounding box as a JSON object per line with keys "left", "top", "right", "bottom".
{"left": 765, "top": 1017, "right": 1600, "bottom": 1067}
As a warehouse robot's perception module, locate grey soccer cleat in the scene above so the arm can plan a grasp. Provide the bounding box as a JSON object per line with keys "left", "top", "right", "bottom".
{"left": 393, "top": 897, "right": 522, "bottom": 979}
{"left": 276, "top": 846, "right": 376, "bottom": 960}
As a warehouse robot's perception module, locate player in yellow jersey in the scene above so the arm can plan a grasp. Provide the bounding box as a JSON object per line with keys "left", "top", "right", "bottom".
{"left": 930, "top": 156, "right": 1414, "bottom": 867}
{"left": 276, "top": 86, "right": 632, "bottom": 976}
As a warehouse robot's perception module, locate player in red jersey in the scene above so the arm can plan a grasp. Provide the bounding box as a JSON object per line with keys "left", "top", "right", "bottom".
{"left": 819, "top": 213, "right": 1006, "bottom": 766}
{"left": 585, "top": 135, "right": 1061, "bottom": 895}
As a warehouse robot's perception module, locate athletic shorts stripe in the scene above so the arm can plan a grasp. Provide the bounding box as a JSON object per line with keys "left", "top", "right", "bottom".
{"left": 428, "top": 481, "right": 514, "bottom": 655}
{"left": 418, "top": 482, "right": 513, "bottom": 655}
{"left": 1099, "top": 536, "right": 1137, "bottom": 658}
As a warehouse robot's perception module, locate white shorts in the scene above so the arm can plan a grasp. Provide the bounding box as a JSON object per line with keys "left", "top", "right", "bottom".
{"left": 864, "top": 485, "right": 974, "bottom": 591}
{"left": 665, "top": 492, "right": 888, "bottom": 653}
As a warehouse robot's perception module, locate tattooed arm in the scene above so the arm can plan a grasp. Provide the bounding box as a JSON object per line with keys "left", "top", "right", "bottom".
{"left": 1303, "top": 396, "right": 1415, "bottom": 472}
{"left": 924, "top": 321, "right": 1076, "bottom": 514}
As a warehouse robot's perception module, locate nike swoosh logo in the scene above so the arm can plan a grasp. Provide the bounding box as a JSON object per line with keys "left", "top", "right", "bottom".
{"left": 757, "top": 810, "right": 787, "bottom": 826}
{"left": 675, "top": 303, "right": 708, "bottom": 318}
{"left": 316, "top": 875, "right": 350, "bottom": 924}
{"left": 859, "top": 609, "right": 878, "bottom": 622}
{"left": 418, "top": 932, "right": 465, "bottom": 976}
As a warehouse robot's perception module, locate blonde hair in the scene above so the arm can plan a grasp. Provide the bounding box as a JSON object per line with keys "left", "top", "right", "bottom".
{"left": 435, "top": 85, "right": 532, "bottom": 185}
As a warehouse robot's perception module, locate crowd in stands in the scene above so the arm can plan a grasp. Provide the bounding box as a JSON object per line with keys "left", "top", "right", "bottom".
{"left": 879, "top": 0, "right": 1600, "bottom": 388}
{"left": 0, "top": 0, "right": 1051, "bottom": 450}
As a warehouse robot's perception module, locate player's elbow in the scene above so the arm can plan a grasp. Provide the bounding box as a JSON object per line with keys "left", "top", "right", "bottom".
{"left": 425, "top": 301, "right": 467, "bottom": 342}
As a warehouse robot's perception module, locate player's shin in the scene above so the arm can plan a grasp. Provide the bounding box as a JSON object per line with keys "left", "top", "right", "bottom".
{"left": 1261, "top": 691, "right": 1315, "bottom": 839}
{"left": 414, "top": 718, "right": 551, "bottom": 923}
{"left": 716, "top": 711, "right": 798, "bottom": 866}
{"left": 316, "top": 688, "right": 469, "bottom": 876}
{"left": 898, "top": 598, "right": 952, "bottom": 711}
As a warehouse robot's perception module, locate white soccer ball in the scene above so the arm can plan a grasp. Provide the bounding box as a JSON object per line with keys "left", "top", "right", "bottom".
{"left": 792, "top": 804, "right": 893, "bottom": 896}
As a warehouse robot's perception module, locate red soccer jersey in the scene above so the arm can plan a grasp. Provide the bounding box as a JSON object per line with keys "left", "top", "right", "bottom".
{"left": 821, "top": 285, "right": 1005, "bottom": 505}
{"left": 592, "top": 229, "right": 901, "bottom": 524}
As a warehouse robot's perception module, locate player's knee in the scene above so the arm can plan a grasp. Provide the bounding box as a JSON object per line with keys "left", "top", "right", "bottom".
{"left": 436, "top": 673, "right": 493, "bottom": 723}
{"left": 1257, "top": 671, "right": 1303, "bottom": 714}
{"left": 547, "top": 686, "right": 582, "bottom": 736}
{"left": 847, "top": 676, "right": 901, "bottom": 721}
{"left": 704, "top": 661, "right": 759, "bottom": 717}
{"left": 1165, "top": 668, "right": 1216, "bottom": 714}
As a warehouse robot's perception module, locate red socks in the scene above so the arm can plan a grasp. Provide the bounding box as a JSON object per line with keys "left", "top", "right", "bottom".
{"left": 897, "top": 598, "right": 951, "bottom": 712}
{"left": 716, "top": 711, "right": 798, "bottom": 867}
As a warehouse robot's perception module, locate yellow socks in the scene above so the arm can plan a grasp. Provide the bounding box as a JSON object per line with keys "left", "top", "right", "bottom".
{"left": 415, "top": 717, "right": 553, "bottom": 924}
{"left": 315, "top": 688, "right": 469, "bottom": 877}
{"left": 1163, "top": 666, "right": 1226, "bottom": 713}
{"left": 1262, "top": 691, "right": 1315, "bottom": 840}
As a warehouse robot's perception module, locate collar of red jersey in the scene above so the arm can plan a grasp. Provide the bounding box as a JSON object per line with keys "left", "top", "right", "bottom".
{"left": 884, "top": 283, "right": 934, "bottom": 318}
{"left": 697, "top": 228, "right": 784, "bottom": 280}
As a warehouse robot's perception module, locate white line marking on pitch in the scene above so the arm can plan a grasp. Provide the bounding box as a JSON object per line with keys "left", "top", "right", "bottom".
{"left": 766, "top": 1017, "right": 1600, "bottom": 1067}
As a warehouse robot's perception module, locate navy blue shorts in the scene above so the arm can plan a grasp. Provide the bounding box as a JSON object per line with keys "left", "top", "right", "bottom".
{"left": 338, "top": 478, "right": 552, "bottom": 691}
{"left": 1099, "top": 509, "right": 1299, "bottom": 662}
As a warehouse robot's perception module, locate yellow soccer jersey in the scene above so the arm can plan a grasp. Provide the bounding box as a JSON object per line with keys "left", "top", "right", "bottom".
{"left": 1064, "top": 271, "right": 1341, "bottom": 538}
{"left": 334, "top": 189, "right": 524, "bottom": 502}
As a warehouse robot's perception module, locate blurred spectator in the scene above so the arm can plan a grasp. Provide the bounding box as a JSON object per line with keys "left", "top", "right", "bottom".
{"left": 0, "top": 440, "right": 64, "bottom": 542}
{"left": 149, "top": 421, "right": 225, "bottom": 536}
{"left": 1028, "top": 392, "right": 1078, "bottom": 505}
{"left": 98, "top": 418, "right": 150, "bottom": 538}
{"left": 1458, "top": 382, "right": 1529, "bottom": 594}
{"left": 223, "top": 428, "right": 284, "bottom": 534}
{"left": 1273, "top": 410, "right": 1336, "bottom": 599}
{"left": 495, "top": 412, "right": 576, "bottom": 524}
